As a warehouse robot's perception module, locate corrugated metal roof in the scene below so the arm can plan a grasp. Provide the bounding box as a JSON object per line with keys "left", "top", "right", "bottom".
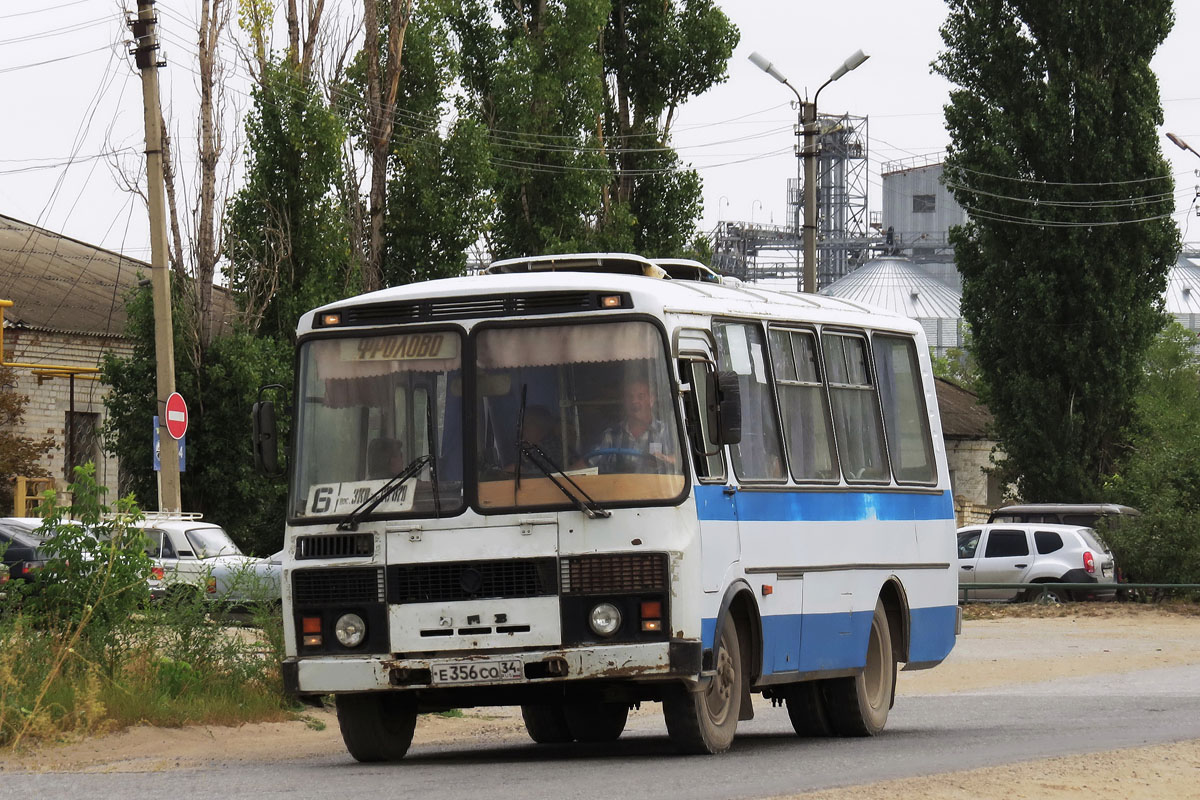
{"left": 1168, "top": 256, "right": 1200, "bottom": 316}
{"left": 819, "top": 257, "right": 962, "bottom": 320}
{"left": 0, "top": 213, "right": 232, "bottom": 337}
{"left": 935, "top": 377, "right": 993, "bottom": 440}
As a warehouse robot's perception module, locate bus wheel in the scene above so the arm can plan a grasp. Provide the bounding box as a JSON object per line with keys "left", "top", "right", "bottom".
{"left": 784, "top": 680, "right": 833, "bottom": 736}
{"left": 824, "top": 599, "right": 895, "bottom": 736}
{"left": 520, "top": 704, "right": 574, "bottom": 744}
{"left": 663, "top": 614, "right": 742, "bottom": 754}
{"left": 335, "top": 692, "right": 417, "bottom": 762}
{"left": 564, "top": 701, "right": 628, "bottom": 742}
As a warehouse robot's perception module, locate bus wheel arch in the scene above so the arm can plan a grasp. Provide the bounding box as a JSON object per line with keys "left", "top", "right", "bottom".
{"left": 713, "top": 580, "right": 762, "bottom": 710}
{"left": 878, "top": 578, "right": 910, "bottom": 665}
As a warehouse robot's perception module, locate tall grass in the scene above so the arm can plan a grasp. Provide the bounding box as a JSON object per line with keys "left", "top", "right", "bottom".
{"left": 0, "top": 465, "right": 292, "bottom": 748}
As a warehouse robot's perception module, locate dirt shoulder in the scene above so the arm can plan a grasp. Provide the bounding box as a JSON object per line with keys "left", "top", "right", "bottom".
{"left": 4, "top": 604, "right": 1200, "bottom": 795}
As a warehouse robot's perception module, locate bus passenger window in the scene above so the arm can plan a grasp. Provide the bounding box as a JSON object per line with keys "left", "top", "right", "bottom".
{"left": 714, "top": 321, "right": 786, "bottom": 481}
{"left": 874, "top": 335, "right": 936, "bottom": 483}
{"left": 768, "top": 328, "right": 838, "bottom": 481}
{"left": 823, "top": 333, "right": 888, "bottom": 482}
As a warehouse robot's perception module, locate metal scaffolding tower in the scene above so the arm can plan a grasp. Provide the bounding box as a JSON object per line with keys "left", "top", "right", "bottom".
{"left": 787, "top": 113, "right": 870, "bottom": 286}
{"left": 713, "top": 113, "right": 874, "bottom": 288}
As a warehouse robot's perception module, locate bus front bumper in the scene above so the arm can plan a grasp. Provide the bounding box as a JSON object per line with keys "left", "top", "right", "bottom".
{"left": 283, "top": 639, "right": 702, "bottom": 696}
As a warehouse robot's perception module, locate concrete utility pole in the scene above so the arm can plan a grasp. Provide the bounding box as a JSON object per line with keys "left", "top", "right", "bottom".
{"left": 129, "top": 0, "right": 181, "bottom": 511}
{"left": 749, "top": 49, "right": 870, "bottom": 294}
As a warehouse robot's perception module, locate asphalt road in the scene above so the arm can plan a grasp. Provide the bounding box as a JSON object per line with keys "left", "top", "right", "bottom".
{"left": 9, "top": 663, "right": 1200, "bottom": 799}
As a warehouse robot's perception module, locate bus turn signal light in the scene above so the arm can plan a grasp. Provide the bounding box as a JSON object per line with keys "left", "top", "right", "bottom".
{"left": 302, "top": 616, "right": 322, "bottom": 634}
{"left": 600, "top": 295, "right": 622, "bottom": 308}
{"left": 321, "top": 313, "right": 342, "bottom": 326}
{"left": 640, "top": 600, "right": 662, "bottom": 632}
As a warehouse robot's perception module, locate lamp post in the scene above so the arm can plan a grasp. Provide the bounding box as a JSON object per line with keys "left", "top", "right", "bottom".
{"left": 751, "top": 199, "right": 762, "bottom": 226}
{"left": 1168, "top": 132, "right": 1200, "bottom": 160}
{"left": 750, "top": 49, "right": 869, "bottom": 293}
{"left": 718, "top": 194, "right": 729, "bottom": 227}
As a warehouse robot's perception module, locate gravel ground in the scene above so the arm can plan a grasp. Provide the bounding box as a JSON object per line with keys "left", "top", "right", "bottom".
{"left": 4, "top": 604, "right": 1200, "bottom": 798}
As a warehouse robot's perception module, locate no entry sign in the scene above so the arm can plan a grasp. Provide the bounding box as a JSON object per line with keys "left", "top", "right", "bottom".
{"left": 165, "top": 392, "right": 188, "bottom": 440}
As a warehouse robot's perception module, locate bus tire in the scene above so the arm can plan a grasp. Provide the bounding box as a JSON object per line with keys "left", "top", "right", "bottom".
{"left": 784, "top": 680, "right": 833, "bottom": 737}
{"left": 520, "top": 703, "right": 574, "bottom": 744}
{"left": 564, "top": 701, "right": 629, "bottom": 742}
{"left": 335, "top": 692, "right": 417, "bottom": 762}
{"left": 824, "top": 599, "right": 895, "bottom": 737}
{"left": 663, "top": 613, "right": 742, "bottom": 754}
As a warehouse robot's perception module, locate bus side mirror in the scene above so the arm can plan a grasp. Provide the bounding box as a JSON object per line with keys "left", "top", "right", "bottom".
{"left": 708, "top": 370, "right": 742, "bottom": 445}
{"left": 252, "top": 399, "right": 280, "bottom": 476}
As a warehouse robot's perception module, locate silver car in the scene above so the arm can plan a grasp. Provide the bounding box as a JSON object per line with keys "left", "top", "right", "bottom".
{"left": 957, "top": 523, "right": 1117, "bottom": 602}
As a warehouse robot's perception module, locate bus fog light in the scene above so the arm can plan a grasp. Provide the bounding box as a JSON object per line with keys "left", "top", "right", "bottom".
{"left": 334, "top": 613, "right": 366, "bottom": 647}
{"left": 589, "top": 603, "right": 622, "bottom": 637}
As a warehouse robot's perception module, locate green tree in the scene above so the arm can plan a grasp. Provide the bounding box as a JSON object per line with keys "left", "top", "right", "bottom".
{"left": 225, "top": 59, "right": 357, "bottom": 341}
{"left": 601, "top": 0, "right": 737, "bottom": 255}
{"left": 0, "top": 364, "right": 56, "bottom": 511}
{"left": 454, "top": 0, "right": 612, "bottom": 257}
{"left": 1103, "top": 323, "right": 1200, "bottom": 583}
{"left": 935, "top": 0, "right": 1179, "bottom": 501}
{"left": 101, "top": 287, "right": 291, "bottom": 556}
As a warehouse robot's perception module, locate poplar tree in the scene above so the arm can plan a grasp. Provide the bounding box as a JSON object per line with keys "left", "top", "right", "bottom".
{"left": 934, "top": 0, "right": 1179, "bottom": 501}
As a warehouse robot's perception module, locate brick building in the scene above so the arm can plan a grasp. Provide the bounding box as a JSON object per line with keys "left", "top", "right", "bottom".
{"left": 1, "top": 214, "right": 147, "bottom": 508}
{"left": 935, "top": 377, "right": 1003, "bottom": 525}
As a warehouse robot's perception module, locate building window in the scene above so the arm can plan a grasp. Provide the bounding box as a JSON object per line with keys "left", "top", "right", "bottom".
{"left": 913, "top": 194, "right": 936, "bottom": 213}
{"left": 66, "top": 411, "right": 100, "bottom": 479}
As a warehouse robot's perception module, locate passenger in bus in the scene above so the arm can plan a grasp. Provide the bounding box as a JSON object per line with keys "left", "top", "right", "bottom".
{"left": 367, "top": 437, "right": 405, "bottom": 479}
{"left": 592, "top": 378, "right": 678, "bottom": 474}
{"left": 510, "top": 405, "right": 579, "bottom": 473}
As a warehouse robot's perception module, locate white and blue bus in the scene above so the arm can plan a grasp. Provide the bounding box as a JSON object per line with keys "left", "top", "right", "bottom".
{"left": 255, "top": 253, "right": 960, "bottom": 760}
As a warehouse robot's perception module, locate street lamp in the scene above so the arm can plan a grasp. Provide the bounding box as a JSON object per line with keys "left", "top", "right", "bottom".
{"left": 1167, "top": 132, "right": 1200, "bottom": 160}
{"left": 750, "top": 48, "right": 869, "bottom": 293}
{"left": 718, "top": 194, "right": 730, "bottom": 226}
{"left": 751, "top": 199, "right": 762, "bottom": 226}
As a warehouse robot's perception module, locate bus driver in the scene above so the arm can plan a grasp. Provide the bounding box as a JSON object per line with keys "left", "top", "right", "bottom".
{"left": 593, "top": 378, "right": 678, "bottom": 474}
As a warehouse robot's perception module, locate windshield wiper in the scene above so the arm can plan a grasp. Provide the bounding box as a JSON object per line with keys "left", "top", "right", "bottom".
{"left": 337, "top": 454, "right": 432, "bottom": 531}
{"left": 517, "top": 440, "right": 611, "bottom": 520}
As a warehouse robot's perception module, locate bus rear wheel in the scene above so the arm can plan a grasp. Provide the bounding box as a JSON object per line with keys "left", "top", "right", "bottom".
{"left": 520, "top": 703, "right": 573, "bottom": 744}
{"left": 824, "top": 599, "right": 895, "bottom": 737}
{"left": 564, "top": 701, "right": 629, "bottom": 742}
{"left": 663, "top": 614, "right": 742, "bottom": 754}
{"left": 335, "top": 692, "right": 417, "bottom": 762}
{"left": 784, "top": 680, "right": 833, "bottom": 736}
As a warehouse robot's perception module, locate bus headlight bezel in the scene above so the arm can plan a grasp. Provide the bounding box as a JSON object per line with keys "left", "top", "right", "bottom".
{"left": 588, "top": 602, "right": 622, "bottom": 637}
{"left": 334, "top": 612, "right": 367, "bottom": 647}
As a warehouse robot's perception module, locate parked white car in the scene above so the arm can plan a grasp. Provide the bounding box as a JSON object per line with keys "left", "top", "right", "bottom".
{"left": 205, "top": 550, "right": 283, "bottom": 607}
{"left": 956, "top": 523, "right": 1117, "bottom": 602}
{"left": 138, "top": 516, "right": 271, "bottom": 605}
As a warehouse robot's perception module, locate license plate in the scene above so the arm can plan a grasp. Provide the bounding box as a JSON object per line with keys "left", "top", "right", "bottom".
{"left": 430, "top": 659, "right": 523, "bottom": 685}
{"left": 1102, "top": 563, "right": 1113, "bottom": 577}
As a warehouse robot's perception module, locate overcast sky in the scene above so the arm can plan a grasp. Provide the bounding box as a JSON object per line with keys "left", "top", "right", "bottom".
{"left": 2, "top": 0, "right": 1199, "bottom": 264}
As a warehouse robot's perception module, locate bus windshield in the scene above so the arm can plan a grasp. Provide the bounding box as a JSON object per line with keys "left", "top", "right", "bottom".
{"left": 475, "top": 320, "right": 685, "bottom": 510}
{"left": 291, "top": 331, "right": 465, "bottom": 520}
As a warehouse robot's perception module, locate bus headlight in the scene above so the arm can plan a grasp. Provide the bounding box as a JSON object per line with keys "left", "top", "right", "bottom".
{"left": 334, "top": 613, "right": 366, "bottom": 647}
{"left": 588, "top": 603, "right": 622, "bottom": 637}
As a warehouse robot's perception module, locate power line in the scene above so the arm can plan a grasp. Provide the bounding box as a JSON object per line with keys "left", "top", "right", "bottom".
{"left": 0, "top": 0, "right": 92, "bottom": 20}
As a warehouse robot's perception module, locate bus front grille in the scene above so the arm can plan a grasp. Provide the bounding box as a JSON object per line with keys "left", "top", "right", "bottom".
{"left": 292, "top": 567, "right": 385, "bottom": 605}
{"left": 560, "top": 553, "right": 668, "bottom": 595}
{"left": 386, "top": 558, "right": 557, "bottom": 604}
{"left": 295, "top": 533, "right": 375, "bottom": 560}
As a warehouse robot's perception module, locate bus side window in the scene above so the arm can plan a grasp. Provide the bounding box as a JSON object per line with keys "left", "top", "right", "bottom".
{"left": 874, "top": 334, "right": 936, "bottom": 483}
{"left": 714, "top": 321, "right": 786, "bottom": 482}
{"left": 768, "top": 328, "right": 839, "bottom": 481}
{"left": 823, "top": 332, "right": 889, "bottom": 482}
{"left": 679, "top": 358, "right": 725, "bottom": 481}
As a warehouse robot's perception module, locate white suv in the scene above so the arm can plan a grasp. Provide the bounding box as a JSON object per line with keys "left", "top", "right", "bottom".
{"left": 956, "top": 523, "right": 1117, "bottom": 602}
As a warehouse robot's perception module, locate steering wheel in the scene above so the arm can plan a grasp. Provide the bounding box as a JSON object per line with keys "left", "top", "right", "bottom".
{"left": 584, "top": 447, "right": 660, "bottom": 472}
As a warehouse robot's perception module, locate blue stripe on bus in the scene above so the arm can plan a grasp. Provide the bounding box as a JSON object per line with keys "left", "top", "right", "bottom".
{"left": 693, "top": 485, "right": 954, "bottom": 522}
{"left": 701, "top": 604, "right": 957, "bottom": 676}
